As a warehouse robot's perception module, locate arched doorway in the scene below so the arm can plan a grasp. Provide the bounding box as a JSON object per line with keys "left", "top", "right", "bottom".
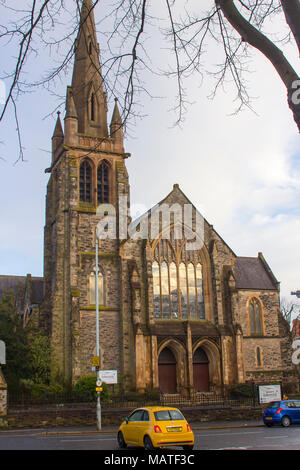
{"left": 193, "top": 348, "right": 209, "bottom": 392}
{"left": 158, "top": 347, "right": 177, "bottom": 393}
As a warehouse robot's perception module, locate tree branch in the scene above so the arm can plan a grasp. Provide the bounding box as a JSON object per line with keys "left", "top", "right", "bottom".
{"left": 280, "top": 0, "right": 300, "bottom": 56}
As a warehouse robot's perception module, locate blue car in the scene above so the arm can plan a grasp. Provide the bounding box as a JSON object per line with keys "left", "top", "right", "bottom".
{"left": 263, "top": 400, "right": 300, "bottom": 427}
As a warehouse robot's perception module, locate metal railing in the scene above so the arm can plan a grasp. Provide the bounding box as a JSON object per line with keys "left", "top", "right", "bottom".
{"left": 7, "top": 391, "right": 260, "bottom": 409}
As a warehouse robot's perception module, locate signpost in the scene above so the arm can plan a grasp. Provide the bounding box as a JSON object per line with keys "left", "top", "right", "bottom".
{"left": 92, "top": 356, "right": 100, "bottom": 368}
{"left": 0, "top": 341, "right": 5, "bottom": 365}
{"left": 95, "top": 227, "right": 101, "bottom": 430}
{"left": 94, "top": 227, "right": 118, "bottom": 429}
{"left": 258, "top": 384, "right": 282, "bottom": 404}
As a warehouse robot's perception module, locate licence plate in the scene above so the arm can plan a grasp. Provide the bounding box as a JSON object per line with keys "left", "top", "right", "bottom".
{"left": 167, "top": 427, "right": 182, "bottom": 432}
{"left": 265, "top": 417, "right": 272, "bottom": 420}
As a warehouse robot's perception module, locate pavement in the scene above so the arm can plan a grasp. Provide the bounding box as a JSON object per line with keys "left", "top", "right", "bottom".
{"left": 0, "top": 419, "right": 264, "bottom": 435}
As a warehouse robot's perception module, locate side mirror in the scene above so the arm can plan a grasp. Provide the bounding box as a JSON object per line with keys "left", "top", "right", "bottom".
{"left": 125, "top": 417, "right": 129, "bottom": 424}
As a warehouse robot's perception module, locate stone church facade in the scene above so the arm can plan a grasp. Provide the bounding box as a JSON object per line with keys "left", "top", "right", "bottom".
{"left": 39, "top": 0, "right": 297, "bottom": 394}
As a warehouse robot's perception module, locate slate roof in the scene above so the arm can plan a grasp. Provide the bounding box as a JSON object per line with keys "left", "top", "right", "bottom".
{"left": 0, "top": 275, "right": 27, "bottom": 298}
{"left": 234, "top": 255, "right": 279, "bottom": 291}
{"left": 0, "top": 275, "right": 44, "bottom": 304}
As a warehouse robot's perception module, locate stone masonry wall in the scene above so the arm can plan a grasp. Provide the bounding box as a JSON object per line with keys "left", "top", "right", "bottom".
{"left": 7, "top": 404, "right": 264, "bottom": 429}
{"left": 0, "top": 368, "right": 7, "bottom": 427}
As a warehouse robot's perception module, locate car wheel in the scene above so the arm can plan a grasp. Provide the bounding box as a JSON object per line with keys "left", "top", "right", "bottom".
{"left": 182, "top": 445, "right": 194, "bottom": 451}
{"left": 117, "top": 431, "right": 127, "bottom": 449}
{"left": 281, "top": 416, "right": 291, "bottom": 427}
{"left": 144, "top": 435, "right": 154, "bottom": 450}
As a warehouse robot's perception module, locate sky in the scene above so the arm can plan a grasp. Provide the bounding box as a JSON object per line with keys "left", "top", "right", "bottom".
{"left": 0, "top": 1, "right": 299, "bottom": 321}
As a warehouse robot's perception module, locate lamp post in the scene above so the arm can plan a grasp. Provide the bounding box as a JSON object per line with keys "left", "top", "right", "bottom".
{"left": 95, "top": 226, "right": 101, "bottom": 430}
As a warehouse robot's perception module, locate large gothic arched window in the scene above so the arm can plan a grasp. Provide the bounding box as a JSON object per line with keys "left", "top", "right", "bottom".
{"left": 97, "top": 160, "right": 110, "bottom": 204}
{"left": 248, "top": 297, "right": 263, "bottom": 335}
{"left": 152, "top": 229, "right": 205, "bottom": 320}
{"left": 79, "top": 160, "right": 92, "bottom": 202}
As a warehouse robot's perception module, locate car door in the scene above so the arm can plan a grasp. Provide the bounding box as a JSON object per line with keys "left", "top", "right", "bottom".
{"left": 136, "top": 410, "right": 151, "bottom": 446}
{"left": 291, "top": 401, "right": 300, "bottom": 423}
{"left": 124, "top": 409, "right": 145, "bottom": 444}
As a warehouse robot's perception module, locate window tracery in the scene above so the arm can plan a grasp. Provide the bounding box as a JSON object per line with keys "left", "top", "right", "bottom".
{"left": 97, "top": 160, "right": 110, "bottom": 204}
{"left": 89, "top": 268, "right": 104, "bottom": 305}
{"left": 152, "top": 229, "right": 205, "bottom": 320}
{"left": 79, "top": 160, "right": 92, "bottom": 202}
{"left": 249, "top": 297, "right": 263, "bottom": 335}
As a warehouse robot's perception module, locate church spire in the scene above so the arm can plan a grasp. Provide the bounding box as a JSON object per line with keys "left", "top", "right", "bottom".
{"left": 110, "top": 98, "right": 124, "bottom": 152}
{"left": 70, "top": 0, "right": 108, "bottom": 137}
{"left": 52, "top": 111, "right": 64, "bottom": 158}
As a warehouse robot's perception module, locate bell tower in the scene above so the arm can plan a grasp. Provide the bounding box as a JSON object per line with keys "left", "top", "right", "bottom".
{"left": 43, "top": 0, "right": 130, "bottom": 385}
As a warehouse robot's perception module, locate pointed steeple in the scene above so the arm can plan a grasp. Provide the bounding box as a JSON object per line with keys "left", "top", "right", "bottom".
{"left": 64, "top": 87, "right": 79, "bottom": 145}
{"left": 65, "top": 86, "right": 78, "bottom": 119}
{"left": 71, "top": 0, "right": 108, "bottom": 137}
{"left": 52, "top": 112, "right": 64, "bottom": 157}
{"left": 110, "top": 98, "right": 124, "bottom": 151}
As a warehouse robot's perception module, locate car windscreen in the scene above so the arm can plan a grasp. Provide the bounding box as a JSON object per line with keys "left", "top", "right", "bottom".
{"left": 154, "top": 410, "right": 184, "bottom": 421}
{"left": 266, "top": 402, "right": 281, "bottom": 409}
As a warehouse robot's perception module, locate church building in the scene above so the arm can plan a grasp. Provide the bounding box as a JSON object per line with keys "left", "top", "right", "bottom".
{"left": 39, "top": 0, "right": 296, "bottom": 394}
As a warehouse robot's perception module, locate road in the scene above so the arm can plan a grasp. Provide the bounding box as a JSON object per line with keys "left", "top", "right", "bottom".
{"left": 1, "top": 423, "right": 300, "bottom": 451}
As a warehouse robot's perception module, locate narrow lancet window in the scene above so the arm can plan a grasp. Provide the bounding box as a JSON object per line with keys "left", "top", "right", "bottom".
{"left": 91, "top": 92, "right": 95, "bottom": 121}
{"left": 89, "top": 269, "right": 104, "bottom": 305}
{"left": 79, "top": 160, "right": 92, "bottom": 202}
{"left": 249, "top": 297, "right": 263, "bottom": 335}
{"left": 97, "top": 161, "right": 109, "bottom": 204}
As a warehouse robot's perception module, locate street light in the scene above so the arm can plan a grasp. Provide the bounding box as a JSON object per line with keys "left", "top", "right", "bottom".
{"left": 95, "top": 226, "right": 101, "bottom": 430}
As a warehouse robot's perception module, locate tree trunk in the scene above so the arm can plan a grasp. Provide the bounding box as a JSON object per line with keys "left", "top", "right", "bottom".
{"left": 280, "top": 0, "right": 300, "bottom": 56}
{"left": 216, "top": 0, "right": 300, "bottom": 132}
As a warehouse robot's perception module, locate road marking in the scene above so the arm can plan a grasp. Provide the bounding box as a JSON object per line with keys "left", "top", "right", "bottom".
{"left": 196, "top": 431, "right": 263, "bottom": 437}
{"left": 61, "top": 438, "right": 115, "bottom": 442}
{"left": 212, "top": 447, "right": 249, "bottom": 450}
{"left": 264, "top": 435, "right": 289, "bottom": 439}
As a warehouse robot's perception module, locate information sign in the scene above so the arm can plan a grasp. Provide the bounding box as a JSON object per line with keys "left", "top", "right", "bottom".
{"left": 99, "top": 370, "right": 118, "bottom": 384}
{"left": 0, "top": 340, "right": 5, "bottom": 365}
{"left": 258, "top": 384, "right": 281, "bottom": 404}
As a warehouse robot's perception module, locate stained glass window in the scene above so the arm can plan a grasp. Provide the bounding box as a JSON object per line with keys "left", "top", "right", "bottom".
{"left": 161, "top": 262, "right": 170, "bottom": 318}
{"left": 169, "top": 262, "right": 178, "bottom": 319}
{"left": 249, "top": 298, "right": 263, "bottom": 335}
{"left": 151, "top": 233, "right": 205, "bottom": 320}
{"left": 152, "top": 261, "right": 160, "bottom": 318}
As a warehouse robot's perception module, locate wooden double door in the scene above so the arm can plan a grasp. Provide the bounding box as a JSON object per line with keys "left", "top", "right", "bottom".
{"left": 158, "top": 348, "right": 177, "bottom": 394}
{"left": 193, "top": 348, "right": 209, "bottom": 392}
{"left": 158, "top": 347, "right": 209, "bottom": 394}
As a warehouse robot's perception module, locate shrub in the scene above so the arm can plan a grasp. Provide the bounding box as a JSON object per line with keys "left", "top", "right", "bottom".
{"left": 144, "top": 388, "right": 160, "bottom": 401}
{"left": 229, "top": 383, "right": 254, "bottom": 398}
{"left": 18, "top": 379, "right": 65, "bottom": 402}
{"left": 73, "top": 375, "right": 110, "bottom": 402}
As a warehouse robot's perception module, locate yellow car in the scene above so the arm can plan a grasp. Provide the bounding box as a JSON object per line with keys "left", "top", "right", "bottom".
{"left": 117, "top": 406, "right": 194, "bottom": 450}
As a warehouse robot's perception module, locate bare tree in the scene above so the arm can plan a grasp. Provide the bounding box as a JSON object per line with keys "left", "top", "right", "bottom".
{"left": 0, "top": 0, "right": 299, "bottom": 161}
{"left": 280, "top": 297, "right": 297, "bottom": 327}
